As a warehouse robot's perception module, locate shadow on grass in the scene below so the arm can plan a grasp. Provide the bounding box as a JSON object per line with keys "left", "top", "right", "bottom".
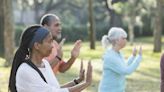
{"left": 126, "top": 77, "right": 159, "bottom": 92}
{"left": 136, "top": 68, "right": 160, "bottom": 79}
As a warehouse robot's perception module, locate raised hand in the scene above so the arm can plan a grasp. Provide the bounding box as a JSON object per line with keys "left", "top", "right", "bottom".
{"left": 132, "top": 46, "right": 137, "bottom": 56}
{"left": 71, "top": 40, "right": 81, "bottom": 58}
{"left": 139, "top": 46, "right": 142, "bottom": 56}
{"left": 59, "top": 38, "right": 66, "bottom": 47}
{"left": 56, "top": 39, "right": 64, "bottom": 59}
{"left": 85, "top": 60, "right": 92, "bottom": 86}
{"left": 76, "top": 59, "right": 85, "bottom": 83}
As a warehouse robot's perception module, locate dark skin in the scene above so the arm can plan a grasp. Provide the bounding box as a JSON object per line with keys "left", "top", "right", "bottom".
{"left": 31, "top": 32, "right": 92, "bottom": 92}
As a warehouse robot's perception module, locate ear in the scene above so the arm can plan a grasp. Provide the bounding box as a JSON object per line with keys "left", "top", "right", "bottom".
{"left": 115, "top": 38, "right": 120, "bottom": 45}
{"left": 43, "top": 25, "right": 49, "bottom": 29}
{"left": 33, "top": 42, "right": 41, "bottom": 50}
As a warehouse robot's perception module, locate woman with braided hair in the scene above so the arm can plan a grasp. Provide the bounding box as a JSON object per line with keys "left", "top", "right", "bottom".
{"left": 8, "top": 25, "right": 92, "bottom": 92}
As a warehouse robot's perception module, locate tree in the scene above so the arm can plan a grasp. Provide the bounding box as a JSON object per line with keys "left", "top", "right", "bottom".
{"left": 3, "top": 0, "right": 15, "bottom": 66}
{"left": 104, "top": 0, "right": 150, "bottom": 45}
{"left": 34, "top": 0, "right": 67, "bottom": 23}
{"left": 0, "top": 0, "right": 5, "bottom": 57}
{"left": 104, "top": 0, "right": 124, "bottom": 27}
{"left": 153, "top": 0, "right": 164, "bottom": 52}
{"left": 125, "top": 0, "right": 138, "bottom": 45}
{"left": 88, "top": 0, "right": 96, "bottom": 49}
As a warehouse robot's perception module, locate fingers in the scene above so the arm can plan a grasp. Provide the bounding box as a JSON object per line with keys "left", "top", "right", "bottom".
{"left": 59, "top": 38, "right": 66, "bottom": 47}
{"left": 74, "top": 40, "right": 82, "bottom": 49}
{"left": 75, "top": 40, "right": 82, "bottom": 45}
{"left": 78, "top": 59, "right": 85, "bottom": 82}
{"left": 86, "top": 60, "right": 92, "bottom": 82}
{"left": 139, "top": 46, "right": 142, "bottom": 55}
{"left": 71, "top": 40, "right": 82, "bottom": 58}
{"left": 132, "top": 45, "right": 142, "bottom": 56}
{"left": 80, "top": 59, "right": 85, "bottom": 76}
{"left": 132, "top": 46, "right": 137, "bottom": 56}
{"left": 80, "top": 59, "right": 83, "bottom": 73}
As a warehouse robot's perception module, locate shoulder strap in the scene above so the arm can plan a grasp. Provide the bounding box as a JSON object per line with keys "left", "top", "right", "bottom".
{"left": 25, "top": 60, "right": 47, "bottom": 83}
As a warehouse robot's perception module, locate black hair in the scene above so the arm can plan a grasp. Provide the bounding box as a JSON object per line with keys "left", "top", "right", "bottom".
{"left": 40, "top": 14, "right": 58, "bottom": 26}
{"left": 8, "top": 25, "right": 42, "bottom": 92}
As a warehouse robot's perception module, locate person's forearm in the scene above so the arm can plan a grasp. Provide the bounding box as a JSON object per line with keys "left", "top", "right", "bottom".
{"left": 59, "top": 56, "right": 76, "bottom": 73}
{"left": 45, "top": 56, "right": 60, "bottom": 68}
{"left": 61, "top": 80, "right": 76, "bottom": 88}
{"left": 68, "top": 82, "right": 89, "bottom": 92}
{"left": 49, "top": 58, "right": 60, "bottom": 68}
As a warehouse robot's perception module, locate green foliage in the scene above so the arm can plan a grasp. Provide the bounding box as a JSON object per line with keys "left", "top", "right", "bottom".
{"left": 62, "top": 25, "right": 88, "bottom": 42}
{"left": 61, "top": 24, "right": 109, "bottom": 42}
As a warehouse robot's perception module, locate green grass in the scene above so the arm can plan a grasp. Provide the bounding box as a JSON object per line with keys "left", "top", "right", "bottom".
{"left": 0, "top": 36, "right": 164, "bottom": 92}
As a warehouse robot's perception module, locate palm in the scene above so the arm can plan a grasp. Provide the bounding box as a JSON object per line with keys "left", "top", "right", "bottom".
{"left": 86, "top": 60, "right": 92, "bottom": 85}
{"left": 79, "top": 60, "right": 85, "bottom": 82}
{"left": 71, "top": 40, "right": 81, "bottom": 58}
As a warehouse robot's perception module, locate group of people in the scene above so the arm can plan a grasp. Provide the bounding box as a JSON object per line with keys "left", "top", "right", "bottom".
{"left": 8, "top": 13, "right": 145, "bottom": 92}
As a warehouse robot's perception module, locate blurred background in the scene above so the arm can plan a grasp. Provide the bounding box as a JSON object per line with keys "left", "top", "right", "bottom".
{"left": 0, "top": 0, "right": 164, "bottom": 92}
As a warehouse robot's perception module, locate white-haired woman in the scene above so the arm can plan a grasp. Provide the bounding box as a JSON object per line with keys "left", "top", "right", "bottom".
{"left": 98, "top": 27, "right": 142, "bottom": 92}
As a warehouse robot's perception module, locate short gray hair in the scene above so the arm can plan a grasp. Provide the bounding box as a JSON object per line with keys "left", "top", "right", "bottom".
{"left": 101, "top": 27, "right": 127, "bottom": 48}
{"left": 40, "top": 14, "right": 59, "bottom": 26}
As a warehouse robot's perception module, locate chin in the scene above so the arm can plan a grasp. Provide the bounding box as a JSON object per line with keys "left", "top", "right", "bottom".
{"left": 57, "top": 34, "right": 62, "bottom": 39}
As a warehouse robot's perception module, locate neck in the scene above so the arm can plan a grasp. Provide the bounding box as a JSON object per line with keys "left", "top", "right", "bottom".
{"left": 112, "top": 45, "right": 121, "bottom": 52}
{"left": 30, "top": 52, "right": 44, "bottom": 67}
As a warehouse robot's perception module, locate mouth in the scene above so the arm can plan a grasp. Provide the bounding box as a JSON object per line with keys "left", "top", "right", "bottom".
{"left": 57, "top": 31, "right": 61, "bottom": 34}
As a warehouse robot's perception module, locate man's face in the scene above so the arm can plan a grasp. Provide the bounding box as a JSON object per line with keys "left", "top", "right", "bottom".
{"left": 48, "top": 19, "right": 62, "bottom": 40}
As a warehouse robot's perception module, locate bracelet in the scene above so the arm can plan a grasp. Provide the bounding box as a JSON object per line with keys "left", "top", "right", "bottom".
{"left": 73, "top": 79, "right": 79, "bottom": 85}
{"left": 56, "top": 56, "right": 62, "bottom": 61}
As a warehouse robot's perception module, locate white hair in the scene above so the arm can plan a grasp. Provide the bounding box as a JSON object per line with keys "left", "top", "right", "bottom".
{"left": 101, "top": 27, "right": 127, "bottom": 48}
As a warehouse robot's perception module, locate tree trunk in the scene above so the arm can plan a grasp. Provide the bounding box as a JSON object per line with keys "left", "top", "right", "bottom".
{"left": 104, "top": 0, "right": 122, "bottom": 27}
{"left": 4, "top": 0, "right": 15, "bottom": 66}
{"left": 110, "top": 11, "right": 122, "bottom": 27}
{"left": 127, "top": 0, "right": 137, "bottom": 45}
{"left": 88, "top": 0, "right": 96, "bottom": 49}
{"left": 34, "top": 0, "right": 41, "bottom": 23}
{"left": 128, "top": 22, "right": 134, "bottom": 45}
{"left": 0, "top": 0, "right": 5, "bottom": 57}
{"left": 153, "top": 0, "right": 163, "bottom": 52}
{"left": 128, "top": 13, "right": 135, "bottom": 45}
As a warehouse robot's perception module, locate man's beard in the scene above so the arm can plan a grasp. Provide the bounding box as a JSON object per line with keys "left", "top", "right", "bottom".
{"left": 53, "top": 34, "right": 62, "bottom": 42}
{"left": 57, "top": 34, "right": 62, "bottom": 39}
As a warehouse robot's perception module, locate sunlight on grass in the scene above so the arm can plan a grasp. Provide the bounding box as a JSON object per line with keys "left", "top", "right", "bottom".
{"left": 0, "top": 58, "right": 10, "bottom": 92}
{"left": 0, "top": 37, "right": 163, "bottom": 92}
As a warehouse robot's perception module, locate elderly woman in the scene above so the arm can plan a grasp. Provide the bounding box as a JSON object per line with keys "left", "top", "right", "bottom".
{"left": 98, "top": 27, "right": 142, "bottom": 92}
{"left": 160, "top": 53, "right": 164, "bottom": 92}
{"left": 9, "top": 25, "right": 92, "bottom": 92}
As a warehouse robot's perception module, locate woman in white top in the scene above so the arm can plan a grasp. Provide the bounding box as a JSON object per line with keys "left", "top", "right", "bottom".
{"left": 8, "top": 25, "right": 92, "bottom": 92}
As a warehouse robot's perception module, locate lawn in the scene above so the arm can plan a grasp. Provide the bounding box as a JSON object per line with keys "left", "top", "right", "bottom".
{"left": 0, "top": 36, "right": 164, "bottom": 92}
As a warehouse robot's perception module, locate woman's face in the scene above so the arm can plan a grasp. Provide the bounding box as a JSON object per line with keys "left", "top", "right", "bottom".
{"left": 117, "top": 36, "right": 127, "bottom": 49}
{"left": 37, "top": 33, "right": 53, "bottom": 57}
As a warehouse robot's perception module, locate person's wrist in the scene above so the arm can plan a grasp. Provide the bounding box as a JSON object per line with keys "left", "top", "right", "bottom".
{"left": 56, "top": 56, "right": 62, "bottom": 61}
{"left": 84, "top": 81, "right": 90, "bottom": 86}
{"left": 76, "top": 78, "right": 82, "bottom": 84}
{"left": 71, "top": 55, "right": 76, "bottom": 59}
{"left": 73, "top": 79, "right": 79, "bottom": 85}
